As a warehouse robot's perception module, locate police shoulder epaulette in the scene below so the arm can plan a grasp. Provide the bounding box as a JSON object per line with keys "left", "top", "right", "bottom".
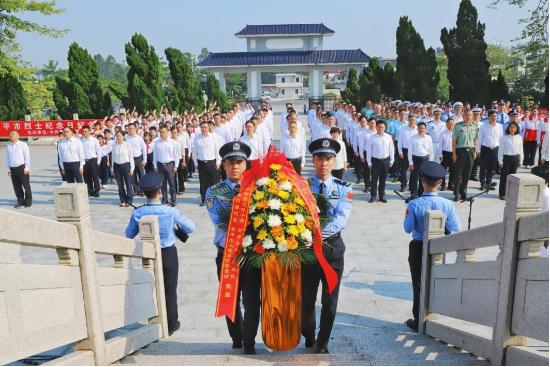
{"left": 333, "top": 178, "right": 351, "bottom": 187}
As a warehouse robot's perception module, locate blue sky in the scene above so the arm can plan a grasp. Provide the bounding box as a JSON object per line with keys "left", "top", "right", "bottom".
{"left": 17, "top": 0, "right": 535, "bottom": 68}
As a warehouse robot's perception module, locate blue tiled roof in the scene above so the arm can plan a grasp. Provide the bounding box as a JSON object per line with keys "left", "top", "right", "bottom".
{"left": 235, "top": 24, "right": 335, "bottom": 37}
{"left": 197, "top": 50, "right": 369, "bottom": 67}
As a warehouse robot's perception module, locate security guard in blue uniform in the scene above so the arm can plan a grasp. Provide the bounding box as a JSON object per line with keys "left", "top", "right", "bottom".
{"left": 125, "top": 172, "right": 195, "bottom": 335}
{"left": 403, "top": 162, "right": 461, "bottom": 331}
{"left": 302, "top": 138, "right": 353, "bottom": 354}
{"left": 205, "top": 141, "right": 261, "bottom": 355}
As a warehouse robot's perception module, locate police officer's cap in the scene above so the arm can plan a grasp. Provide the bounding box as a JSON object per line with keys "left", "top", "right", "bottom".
{"left": 433, "top": 108, "right": 443, "bottom": 114}
{"left": 453, "top": 102, "right": 464, "bottom": 109}
{"left": 139, "top": 172, "right": 163, "bottom": 192}
{"left": 508, "top": 110, "right": 518, "bottom": 117}
{"left": 498, "top": 99, "right": 506, "bottom": 105}
{"left": 487, "top": 108, "right": 498, "bottom": 115}
{"left": 308, "top": 138, "right": 341, "bottom": 158}
{"left": 421, "top": 161, "right": 447, "bottom": 180}
{"left": 472, "top": 107, "right": 482, "bottom": 113}
{"left": 219, "top": 141, "right": 251, "bottom": 161}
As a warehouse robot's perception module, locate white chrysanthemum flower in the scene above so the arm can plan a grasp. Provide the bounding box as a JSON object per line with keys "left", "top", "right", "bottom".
{"left": 262, "top": 239, "right": 275, "bottom": 249}
{"left": 295, "top": 214, "right": 305, "bottom": 223}
{"left": 300, "top": 229, "right": 313, "bottom": 243}
{"left": 279, "top": 181, "right": 292, "bottom": 191}
{"left": 256, "top": 177, "right": 269, "bottom": 186}
{"left": 268, "top": 198, "right": 281, "bottom": 210}
{"left": 277, "top": 241, "right": 289, "bottom": 252}
{"left": 267, "top": 214, "right": 282, "bottom": 227}
{"left": 249, "top": 204, "right": 256, "bottom": 214}
{"left": 242, "top": 235, "right": 253, "bottom": 248}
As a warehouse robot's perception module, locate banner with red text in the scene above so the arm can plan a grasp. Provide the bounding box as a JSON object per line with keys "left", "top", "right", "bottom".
{"left": 0, "top": 119, "right": 99, "bottom": 137}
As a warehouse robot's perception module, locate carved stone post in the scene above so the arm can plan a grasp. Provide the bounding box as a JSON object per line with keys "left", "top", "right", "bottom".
{"left": 492, "top": 174, "right": 544, "bottom": 364}
{"left": 54, "top": 184, "right": 106, "bottom": 365}
{"left": 418, "top": 210, "right": 446, "bottom": 334}
{"left": 139, "top": 215, "right": 169, "bottom": 339}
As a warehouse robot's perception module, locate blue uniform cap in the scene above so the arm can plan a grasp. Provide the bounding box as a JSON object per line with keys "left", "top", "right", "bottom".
{"left": 308, "top": 138, "right": 341, "bottom": 157}
{"left": 508, "top": 110, "right": 518, "bottom": 117}
{"left": 139, "top": 172, "right": 163, "bottom": 191}
{"left": 421, "top": 161, "right": 447, "bottom": 180}
{"left": 219, "top": 141, "right": 251, "bottom": 161}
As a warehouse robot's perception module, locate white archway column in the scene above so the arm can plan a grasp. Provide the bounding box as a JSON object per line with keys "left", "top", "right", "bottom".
{"left": 213, "top": 71, "right": 226, "bottom": 93}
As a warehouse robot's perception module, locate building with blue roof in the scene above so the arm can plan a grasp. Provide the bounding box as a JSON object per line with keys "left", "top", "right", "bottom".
{"left": 197, "top": 23, "right": 369, "bottom": 107}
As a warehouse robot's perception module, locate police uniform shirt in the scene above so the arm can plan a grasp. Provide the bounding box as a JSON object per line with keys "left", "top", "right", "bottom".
{"left": 192, "top": 133, "right": 222, "bottom": 165}
{"left": 205, "top": 179, "right": 240, "bottom": 247}
{"left": 394, "top": 120, "right": 408, "bottom": 141}
{"left": 367, "top": 132, "right": 394, "bottom": 166}
{"left": 437, "top": 129, "right": 453, "bottom": 160}
{"left": 58, "top": 137, "right": 85, "bottom": 169}
{"left": 5, "top": 140, "right": 30, "bottom": 171}
{"left": 125, "top": 134, "right": 147, "bottom": 160}
{"left": 310, "top": 176, "right": 352, "bottom": 238}
{"left": 497, "top": 111, "right": 510, "bottom": 125}
{"left": 476, "top": 122, "right": 503, "bottom": 152}
{"left": 408, "top": 134, "right": 434, "bottom": 162}
{"left": 427, "top": 120, "right": 445, "bottom": 143}
{"left": 398, "top": 125, "right": 418, "bottom": 155}
{"left": 404, "top": 192, "right": 461, "bottom": 241}
{"left": 125, "top": 201, "right": 195, "bottom": 247}
{"left": 280, "top": 135, "right": 306, "bottom": 167}
{"left": 153, "top": 137, "right": 180, "bottom": 167}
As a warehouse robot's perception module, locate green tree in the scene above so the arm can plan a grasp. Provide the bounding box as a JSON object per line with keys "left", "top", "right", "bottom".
{"left": 486, "top": 44, "right": 522, "bottom": 83}
{"left": 226, "top": 73, "right": 247, "bottom": 100}
{"left": 379, "top": 62, "right": 400, "bottom": 99}
{"left": 0, "top": 1, "right": 66, "bottom": 77}
{"left": 490, "top": 69, "right": 510, "bottom": 100}
{"left": 40, "top": 59, "right": 59, "bottom": 80}
{"left": 125, "top": 33, "right": 163, "bottom": 112}
{"left": 341, "top": 68, "right": 360, "bottom": 107}
{"left": 94, "top": 54, "right": 128, "bottom": 87}
{"left": 441, "top": 0, "right": 491, "bottom": 104}
{"left": 358, "top": 58, "right": 381, "bottom": 104}
{"left": 436, "top": 52, "right": 450, "bottom": 100}
{"left": 0, "top": 73, "right": 28, "bottom": 119}
{"left": 396, "top": 16, "right": 439, "bottom": 101}
{"left": 205, "top": 73, "right": 228, "bottom": 111}
{"left": 22, "top": 77, "right": 55, "bottom": 118}
{"left": 53, "top": 42, "right": 112, "bottom": 118}
{"left": 165, "top": 47, "right": 204, "bottom": 112}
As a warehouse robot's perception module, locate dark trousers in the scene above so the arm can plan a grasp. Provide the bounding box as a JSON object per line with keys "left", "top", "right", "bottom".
{"left": 145, "top": 152, "right": 154, "bottom": 173}
{"left": 370, "top": 157, "right": 390, "bottom": 199}
{"left": 354, "top": 154, "right": 362, "bottom": 180}
{"left": 410, "top": 156, "right": 429, "bottom": 197}
{"left": 453, "top": 148, "right": 474, "bottom": 198}
{"left": 479, "top": 146, "right": 499, "bottom": 187}
{"left": 346, "top": 143, "right": 354, "bottom": 167}
{"left": 63, "top": 161, "right": 83, "bottom": 183}
{"left": 113, "top": 162, "right": 134, "bottom": 204}
{"left": 331, "top": 169, "right": 344, "bottom": 179}
{"left": 390, "top": 140, "right": 399, "bottom": 177}
{"left": 362, "top": 152, "right": 371, "bottom": 189}
{"left": 10, "top": 164, "right": 32, "bottom": 205}
{"left": 133, "top": 156, "right": 145, "bottom": 194}
{"left": 523, "top": 140, "right": 538, "bottom": 166}
{"left": 84, "top": 159, "right": 101, "bottom": 195}
{"left": 400, "top": 148, "right": 409, "bottom": 189}
{"left": 162, "top": 245, "right": 179, "bottom": 332}
{"left": 470, "top": 157, "right": 480, "bottom": 179}
{"left": 176, "top": 161, "right": 186, "bottom": 193}
{"left": 302, "top": 237, "right": 345, "bottom": 348}
{"left": 157, "top": 162, "right": 176, "bottom": 206}
{"left": 441, "top": 151, "right": 455, "bottom": 188}
{"left": 288, "top": 158, "right": 302, "bottom": 175}
{"left": 408, "top": 240, "right": 423, "bottom": 326}
{"left": 198, "top": 160, "right": 219, "bottom": 202}
{"left": 99, "top": 156, "right": 109, "bottom": 185}
{"left": 499, "top": 155, "right": 520, "bottom": 197}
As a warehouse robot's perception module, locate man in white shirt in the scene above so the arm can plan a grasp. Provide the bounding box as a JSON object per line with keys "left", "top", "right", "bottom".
{"left": 81, "top": 125, "right": 102, "bottom": 197}
{"left": 367, "top": 120, "right": 395, "bottom": 203}
{"left": 58, "top": 126, "right": 85, "bottom": 183}
{"left": 153, "top": 125, "right": 180, "bottom": 206}
{"left": 6, "top": 130, "right": 32, "bottom": 208}
{"left": 477, "top": 109, "right": 503, "bottom": 191}
{"left": 437, "top": 117, "right": 456, "bottom": 191}
{"left": 280, "top": 118, "right": 306, "bottom": 175}
{"left": 398, "top": 115, "right": 418, "bottom": 192}
{"left": 359, "top": 117, "right": 377, "bottom": 193}
{"left": 240, "top": 119, "right": 264, "bottom": 167}
{"left": 126, "top": 122, "right": 147, "bottom": 195}
{"left": 408, "top": 122, "right": 434, "bottom": 199}
{"left": 193, "top": 121, "right": 222, "bottom": 206}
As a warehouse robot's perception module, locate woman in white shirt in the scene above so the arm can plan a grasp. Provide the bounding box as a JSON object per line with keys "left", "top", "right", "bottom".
{"left": 240, "top": 120, "right": 264, "bottom": 169}
{"left": 498, "top": 121, "right": 523, "bottom": 200}
{"left": 330, "top": 127, "right": 348, "bottom": 180}
{"left": 111, "top": 130, "right": 135, "bottom": 207}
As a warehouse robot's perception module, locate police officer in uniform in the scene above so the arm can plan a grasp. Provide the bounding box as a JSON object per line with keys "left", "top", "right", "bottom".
{"left": 302, "top": 138, "right": 353, "bottom": 354}
{"left": 205, "top": 141, "right": 261, "bottom": 355}
{"left": 125, "top": 172, "right": 195, "bottom": 335}
{"left": 403, "top": 162, "right": 461, "bottom": 331}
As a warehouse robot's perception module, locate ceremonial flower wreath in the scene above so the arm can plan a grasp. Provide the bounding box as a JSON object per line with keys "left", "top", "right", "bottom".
{"left": 238, "top": 162, "right": 331, "bottom": 269}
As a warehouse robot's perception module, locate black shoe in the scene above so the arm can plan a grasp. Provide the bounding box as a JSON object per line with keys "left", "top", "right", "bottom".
{"left": 453, "top": 195, "right": 459, "bottom": 202}
{"left": 305, "top": 337, "right": 316, "bottom": 348}
{"left": 368, "top": 197, "right": 375, "bottom": 203}
{"left": 479, "top": 185, "right": 486, "bottom": 191}
{"left": 499, "top": 195, "right": 505, "bottom": 200}
{"left": 460, "top": 195, "right": 467, "bottom": 202}
{"left": 14, "top": 203, "right": 22, "bottom": 209}
{"left": 168, "top": 321, "right": 180, "bottom": 336}
{"left": 406, "top": 319, "right": 418, "bottom": 332}
{"left": 314, "top": 345, "right": 329, "bottom": 354}
{"left": 490, "top": 182, "right": 497, "bottom": 187}
{"left": 232, "top": 339, "right": 243, "bottom": 349}
{"left": 355, "top": 179, "right": 361, "bottom": 184}
{"left": 488, "top": 186, "right": 495, "bottom": 191}
{"left": 399, "top": 187, "right": 406, "bottom": 193}
{"left": 93, "top": 192, "right": 100, "bottom": 198}
{"left": 379, "top": 197, "right": 387, "bottom": 203}
{"left": 24, "top": 203, "right": 32, "bottom": 208}
{"left": 243, "top": 345, "right": 256, "bottom": 355}
{"left": 362, "top": 188, "right": 369, "bottom": 193}
{"left": 199, "top": 201, "right": 206, "bottom": 207}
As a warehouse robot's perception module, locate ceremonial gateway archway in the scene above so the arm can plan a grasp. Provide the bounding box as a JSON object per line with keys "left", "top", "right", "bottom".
{"left": 197, "top": 23, "right": 370, "bottom": 107}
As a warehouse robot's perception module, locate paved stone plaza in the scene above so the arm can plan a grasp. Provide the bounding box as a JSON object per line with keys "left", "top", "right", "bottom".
{"left": 1, "top": 113, "right": 516, "bottom": 365}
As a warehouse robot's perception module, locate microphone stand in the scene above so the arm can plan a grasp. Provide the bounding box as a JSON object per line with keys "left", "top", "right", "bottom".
{"left": 464, "top": 188, "right": 491, "bottom": 229}
{"left": 394, "top": 190, "right": 412, "bottom": 203}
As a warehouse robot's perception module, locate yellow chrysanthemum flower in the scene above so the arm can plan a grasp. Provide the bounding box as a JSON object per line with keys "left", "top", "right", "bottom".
{"left": 286, "top": 236, "right": 299, "bottom": 250}
{"left": 297, "top": 223, "right": 306, "bottom": 233}
{"left": 275, "top": 236, "right": 285, "bottom": 244}
{"left": 277, "top": 190, "right": 290, "bottom": 200}
{"left": 284, "top": 214, "right": 296, "bottom": 224}
{"left": 287, "top": 225, "right": 300, "bottom": 236}
{"left": 295, "top": 197, "right": 305, "bottom": 206}
{"left": 253, "top": 216, "right": 263, "bottom": 229}
{"left": 257, "top": 229, "right": 268, "bottom": 240}
{"left": 271, "top": 164, "right": 282, "bottom": 171}
{"left": 254, "top": 191, "right": 265, "bottom": 201}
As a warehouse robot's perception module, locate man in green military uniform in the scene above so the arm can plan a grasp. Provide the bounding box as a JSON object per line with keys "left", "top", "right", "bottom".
{"left": 452, "top": 110, "right": 478, "bottom": 202}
